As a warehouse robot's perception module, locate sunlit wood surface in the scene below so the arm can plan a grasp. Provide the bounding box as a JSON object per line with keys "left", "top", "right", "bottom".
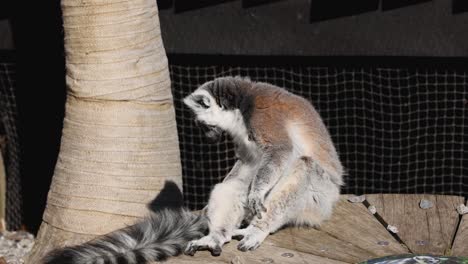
{"left": 164, "top": 194, "right": 467, "bottom": 263}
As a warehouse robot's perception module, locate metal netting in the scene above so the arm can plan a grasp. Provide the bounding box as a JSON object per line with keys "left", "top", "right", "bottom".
{"left": 0, "top": 61, "right": 22, "bottom": 230}
{"left": 169, "top": 62, "right": 468, "bottom": 210}
{"left": 0, "top": 56, "right": 467, "bottom": 220}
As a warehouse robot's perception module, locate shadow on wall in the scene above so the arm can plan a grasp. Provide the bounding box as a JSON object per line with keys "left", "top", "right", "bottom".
{"left": 148, "top": 181, "right": 185, "bottom": 213}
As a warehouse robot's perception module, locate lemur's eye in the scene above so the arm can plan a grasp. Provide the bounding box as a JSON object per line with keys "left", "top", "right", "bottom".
{"left": 196, "top": 97, "right": 210, "bottom": 109}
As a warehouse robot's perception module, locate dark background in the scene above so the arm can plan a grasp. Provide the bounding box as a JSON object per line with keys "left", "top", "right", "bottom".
{"left": 0, "top": 0, "right": 467, "bottom": 233}
{"left": 159, "top": 0, "right": 468, "bottom": 56}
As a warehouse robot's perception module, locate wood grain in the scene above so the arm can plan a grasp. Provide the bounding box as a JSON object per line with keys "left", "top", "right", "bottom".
{"left": 267, "top": 227, "right": 377, "bottom": 263}
{"left": 166, "top": 195, "right": 408, "bottom": 264}
{"left": 452, "top": 199, "right": 468, "bottom": 256}
{"left": 163, "top": 238, "right": 349, "bottom": 264}
{"left": 319, "top": 197, "right": 409, "bottom": 257}
{"left": 366, "top": 194, "right": 463, "bottom": 255}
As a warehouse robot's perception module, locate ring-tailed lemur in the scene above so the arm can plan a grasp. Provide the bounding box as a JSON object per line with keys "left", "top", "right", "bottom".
{"left": 43, "top": 77, "right": 343, "bottom": 263}
{"left": 183, "top": 76, "right": 343, "bottom": 254}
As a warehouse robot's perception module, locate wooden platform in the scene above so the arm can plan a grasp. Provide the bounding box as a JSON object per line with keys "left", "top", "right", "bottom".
{"left": 164, "top": 194, "right": 467, "bottom": 264}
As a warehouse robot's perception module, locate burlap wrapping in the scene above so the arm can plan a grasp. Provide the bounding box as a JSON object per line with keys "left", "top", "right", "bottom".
{"left": 43, "top": 97, "right": 182, "bottom": 234}
{"left": 28, "top": 0, "right": 181, "bottom": 260}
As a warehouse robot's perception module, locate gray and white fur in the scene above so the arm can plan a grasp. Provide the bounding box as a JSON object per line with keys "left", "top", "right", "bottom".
{"left": 183, "top": 76, "right": 343, "bottom": 254}
{"left": 43, "top": 76, "right": 343, "bottom": 263}
{"left": 43, "top": 208, "right": 207, "bottom": 264}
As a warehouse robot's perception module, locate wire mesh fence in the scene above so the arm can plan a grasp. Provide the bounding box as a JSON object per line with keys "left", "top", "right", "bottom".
{"left": 169, "top": 59, "right": 468, "bottom": 210}
{"left": 0, "top": 55, "right": 467, "bottom": 223}
{"left": 0, "top": 60, "right": 22, "bottom": 230}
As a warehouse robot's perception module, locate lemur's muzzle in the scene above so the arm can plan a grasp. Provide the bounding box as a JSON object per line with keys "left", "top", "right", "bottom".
{"left": 195, "top": 120, "right": 224, "bottom": 143}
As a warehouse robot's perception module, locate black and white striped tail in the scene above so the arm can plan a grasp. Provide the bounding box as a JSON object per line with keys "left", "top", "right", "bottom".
{"left": 43, "top": 208, "right": 208, "bottom": 264}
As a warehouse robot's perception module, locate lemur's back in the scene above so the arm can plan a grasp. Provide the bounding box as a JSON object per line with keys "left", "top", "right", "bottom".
{"left": 248, "top": 82, "right": 343, "bottom": 184}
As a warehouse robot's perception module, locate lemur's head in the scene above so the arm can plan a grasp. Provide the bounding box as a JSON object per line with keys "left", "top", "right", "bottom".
{"left": 183, "top": 77, "right": 253, "bottom": 142}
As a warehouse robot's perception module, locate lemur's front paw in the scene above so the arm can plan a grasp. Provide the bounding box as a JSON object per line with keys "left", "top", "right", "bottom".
{"left": 247, "top": 193, "right": 267, "bottom": 219}
{"left": 235, "top": 226, "right": 268, "bottom": 252}
{"left": 185, "top": 237, "right": 223, "bottom": 256}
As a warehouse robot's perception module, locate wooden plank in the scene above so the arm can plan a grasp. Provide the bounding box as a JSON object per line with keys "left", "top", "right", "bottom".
{"left": 318, "top": 197, "right": 409, "bottom": 257}
{"left": 166, "top": 195, "right": 407, "bottom": 263}
{"left": 452, "top": 199, "right": 468, "bottom": 256}
{"left": 267, "top": 226, "right": 377, "bottom": 263}
{"left": 366, "top": 194, "right": 463, "bottom": 255}
{"left": 163, "top": 239, "right": 349, "bottom": 264}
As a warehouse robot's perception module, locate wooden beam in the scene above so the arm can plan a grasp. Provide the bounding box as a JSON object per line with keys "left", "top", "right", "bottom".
{"left": 366, "top": 194, "right": 463, "bottom": 255}
{"left": 452, "top": 198, "right": 468, "bottom": 256}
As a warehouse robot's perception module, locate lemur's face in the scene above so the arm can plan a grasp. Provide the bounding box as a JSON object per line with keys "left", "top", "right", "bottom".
{"left": 183, "top": 84, "right": 228, "bottom": 142}
{"left": 184, "top": 78, "right": 250, "bottom": 142}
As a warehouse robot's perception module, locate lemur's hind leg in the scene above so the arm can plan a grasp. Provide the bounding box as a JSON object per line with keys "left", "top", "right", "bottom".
{"left": 185, "top": 179, "right": 249, "bottom": 256}
{"left": 235, "top": 157, "right": 340, "bottom": 251}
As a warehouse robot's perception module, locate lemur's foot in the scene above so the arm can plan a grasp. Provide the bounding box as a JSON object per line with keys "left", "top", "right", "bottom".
{"left": 233, "top": 226, "right": 269, "bottom": 252}
{"left": 185, "top": 235, "right": 223, "bottom": 256}
{"left": 247, "top": 193, "right": 267, "bottom": 219}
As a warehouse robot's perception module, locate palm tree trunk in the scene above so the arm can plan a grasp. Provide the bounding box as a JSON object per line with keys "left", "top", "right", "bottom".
{"left": 26, "top": 0, "right": 181, "bottom": 262}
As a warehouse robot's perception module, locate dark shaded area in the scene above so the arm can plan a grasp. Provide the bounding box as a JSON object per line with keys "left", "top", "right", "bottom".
{"left": 175, "top": 0, "right": 236, "bottom": 13}
{"left": 147, "top": 181, "right": 185, "bottom": 212}
{"left": 242, "top": 0, "right": 283, "bottom": 8}
{"left": 381, "top": 0, "right": 432, "bottom": 11}
{"left": 0, "top": 1, "right": 13, "bottom": 20}
{"left": 0, "top": 52, "right": 22, "bottom": 230}
{"left": 0, "top": 50, "right": 15, "bottom": 61}
{"left": 310, "top": 0, "right": 379, "bottom": 23}
{"left": 9, "top": 0, "right": 66, "bottom": 233}
{"left": 157, "top": 0, "right": 173, "bottom": 10}
{"left": 453, "top": 0, "right": 468, "bottom": 14}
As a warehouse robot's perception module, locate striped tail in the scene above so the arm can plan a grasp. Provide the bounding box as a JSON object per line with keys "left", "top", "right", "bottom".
{"left": 43, "top": 208, "right": 208, "bottom": 264}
